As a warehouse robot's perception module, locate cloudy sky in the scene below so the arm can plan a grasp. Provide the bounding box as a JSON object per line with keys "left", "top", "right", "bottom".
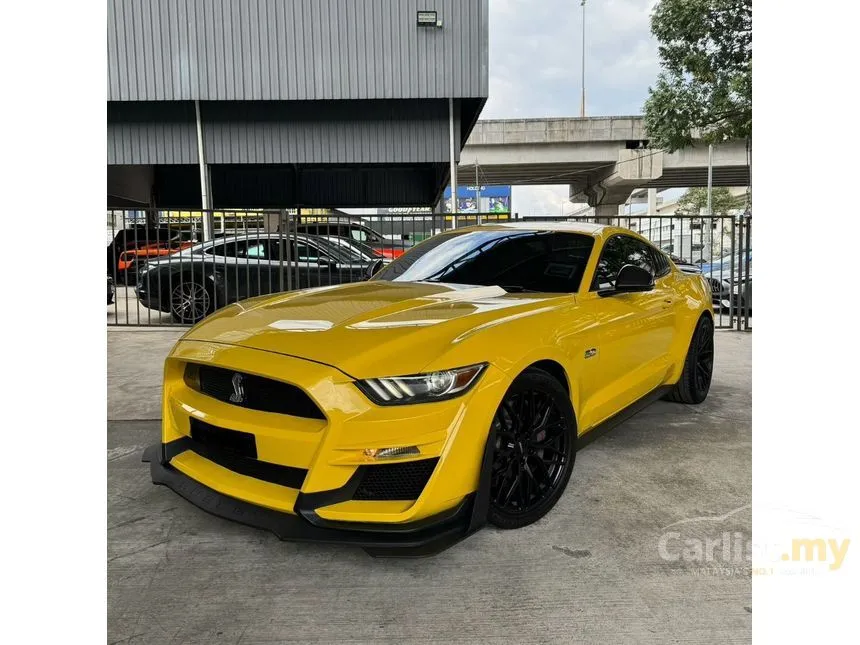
{"left": 482, "top": 0, "right": 662, "bottom": 216}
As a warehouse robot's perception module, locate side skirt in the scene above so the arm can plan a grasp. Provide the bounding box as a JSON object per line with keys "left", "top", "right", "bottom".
{"left": 576, "top": 385, "right": 674, "bottom": 451}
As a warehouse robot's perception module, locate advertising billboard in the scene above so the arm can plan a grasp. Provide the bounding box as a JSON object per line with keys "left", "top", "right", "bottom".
{"left": 442, "top": 185, "right": 511, "bottom": 214}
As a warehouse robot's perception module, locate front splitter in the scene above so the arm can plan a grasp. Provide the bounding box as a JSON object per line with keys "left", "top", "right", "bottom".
{"left": 142, "top": 444, "right": 485, "bottom": 557}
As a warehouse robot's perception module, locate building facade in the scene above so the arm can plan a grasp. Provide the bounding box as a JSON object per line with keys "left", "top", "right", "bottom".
{"left": 107, "top": 0, "right": 489, "bottom": 210}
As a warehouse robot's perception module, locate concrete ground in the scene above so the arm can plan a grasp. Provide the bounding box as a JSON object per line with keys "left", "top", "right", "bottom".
{"left": 109, "top": 285, "right": 175, "bottom": 327}
{"left": 108, "top": 329, "right": 751, "bottom": 645}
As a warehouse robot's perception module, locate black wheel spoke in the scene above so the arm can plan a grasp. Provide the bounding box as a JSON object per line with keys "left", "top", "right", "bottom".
{"left": 502, "top": 470, "right": 521, "bottom": 507}
{"left": 490, "top": 385, "right": 572, "bottom": 516}
{"left": 530, "top": 455, "right": 551, "bottom": 485}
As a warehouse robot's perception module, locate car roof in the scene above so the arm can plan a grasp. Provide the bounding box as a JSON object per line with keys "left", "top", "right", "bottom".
{"left": 189, "top": 232, "right": 319, "bottom": 250}
{"left": 297, "top": 219, "right": 364, "bottom": 226}
{"left": 455, "top": 220, "right": 613, "bottom": 236}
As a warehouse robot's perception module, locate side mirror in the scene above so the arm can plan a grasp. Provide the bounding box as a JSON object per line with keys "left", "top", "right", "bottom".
{"left": 366, "top": 259, "right": 384, "bottom": 280}
{"left": 600, "top": 264, "right": 654, "bottom": 297}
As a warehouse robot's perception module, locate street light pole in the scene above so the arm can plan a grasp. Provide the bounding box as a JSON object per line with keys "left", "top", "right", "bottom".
{"left": 580, "top": 0, "right": 586, "bottom": 118}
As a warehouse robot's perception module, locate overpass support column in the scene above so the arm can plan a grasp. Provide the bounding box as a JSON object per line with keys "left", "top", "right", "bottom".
{"left": 594, "top": 204, "right": 618, "bottom": 224}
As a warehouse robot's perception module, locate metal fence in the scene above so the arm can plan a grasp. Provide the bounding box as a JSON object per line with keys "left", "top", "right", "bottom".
{"left": 106, "top": 208, "right": 751, "bottom": 330}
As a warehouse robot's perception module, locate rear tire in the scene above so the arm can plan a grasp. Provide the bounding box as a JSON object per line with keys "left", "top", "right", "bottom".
{"left": 170, "top": 280, "right": 213, "bottom": 324}
{"left": 487, "top": 368, "right": 576, "bottom": 530}
{"left": 664, "top": 315, "right": 714, "bottom": 404}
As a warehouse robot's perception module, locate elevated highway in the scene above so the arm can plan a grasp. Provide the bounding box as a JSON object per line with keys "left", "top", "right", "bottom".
{"left": 459, "top": 116, "right": 749, "bottom": 216}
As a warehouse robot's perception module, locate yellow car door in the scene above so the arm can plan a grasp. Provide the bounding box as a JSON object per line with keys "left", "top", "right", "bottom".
{"left": 575, "top": 234, "right": 676, "bottom": 432}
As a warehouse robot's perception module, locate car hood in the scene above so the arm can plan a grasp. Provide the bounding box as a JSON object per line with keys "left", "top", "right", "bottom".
{"left": 181, "top": 281, "right": 569, "bottom": 378}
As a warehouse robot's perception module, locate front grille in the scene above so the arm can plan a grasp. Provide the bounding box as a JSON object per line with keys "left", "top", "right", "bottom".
{"left": 186, "top": 364, "right": 325, "bottom": 420}
{"left": 353, "top": 458, "right": 439, "bottom": 501}
{"left": 707, "top": 278, "right": 723, "bottom": 294}
{"left": 186, "top": 418, "right": 307, "bottom": 489}
{"left": 190, "top": 417, "right": 257, "bottom": 458}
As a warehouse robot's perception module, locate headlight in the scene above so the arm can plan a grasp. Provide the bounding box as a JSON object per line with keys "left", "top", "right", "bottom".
{"left": 355, "top": 363, "right": 487, "bottom": 406}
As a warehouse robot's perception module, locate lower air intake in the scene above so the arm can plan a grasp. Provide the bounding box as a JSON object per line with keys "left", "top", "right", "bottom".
{"left": 353, "top": 458, "right": 439, "bottom": 501}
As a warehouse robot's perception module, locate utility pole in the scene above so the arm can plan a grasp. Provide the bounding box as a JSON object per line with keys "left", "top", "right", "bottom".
{"left": 706, "top": 143, "right": 713, "bottom": 216}
{"left": 475, "top": 163, "right": 481, "bottom": 225}
{"left": 580, "top": 0, "right": 587, "bottom": 118}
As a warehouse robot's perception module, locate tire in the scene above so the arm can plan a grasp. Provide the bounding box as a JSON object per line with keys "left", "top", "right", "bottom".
{"left": 487, "top": 367, "right": 576, "bottom": 530}
{"left": 170, "top": 279, "right": 213, "bottom": 324}
{"left": 664, "top": 315, "right": 714, "bottom": 404}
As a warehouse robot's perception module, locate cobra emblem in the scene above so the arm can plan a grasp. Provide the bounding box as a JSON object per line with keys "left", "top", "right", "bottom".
{"left": 229, "top": 373, "right": 246, "bottom": 403}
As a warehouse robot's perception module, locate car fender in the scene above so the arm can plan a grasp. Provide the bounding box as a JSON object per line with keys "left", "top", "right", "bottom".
{"left": 419, "top": 306, "right": 584, "bottom": 424}
{"left": 666, "top": 272, "right": 713, "bottom": 383}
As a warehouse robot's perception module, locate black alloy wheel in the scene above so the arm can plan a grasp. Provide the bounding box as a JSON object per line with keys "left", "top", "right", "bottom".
{"left": 664, "top": 315, "right": 714, "bottom": 404}
{"left": 693, "top": 321, "right": 714, "bottom": 394}
{"left": 487, "top": 368, "right": 576, "bottom": 529}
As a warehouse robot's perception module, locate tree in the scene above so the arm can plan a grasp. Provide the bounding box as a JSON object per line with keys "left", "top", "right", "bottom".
{"left": 643, "top": 0, "right": 752, "bottom": 152}
{"left": 676, "top": 187, "right": 739, "bottom": 216}
{"left": 675, "top": 187, "right": 743, "bottom": 258}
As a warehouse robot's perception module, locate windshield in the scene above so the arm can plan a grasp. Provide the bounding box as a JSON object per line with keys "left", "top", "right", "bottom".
{"left": 372, "top": 229, "right": 595, "bottom": 293}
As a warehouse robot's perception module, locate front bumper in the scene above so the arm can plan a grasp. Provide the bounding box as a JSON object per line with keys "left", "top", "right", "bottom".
{"left": 148, "top": 339, "right": 507, "bottom": 555}
{"left": 143, "top": 442, "right": 488, "bottom": 557}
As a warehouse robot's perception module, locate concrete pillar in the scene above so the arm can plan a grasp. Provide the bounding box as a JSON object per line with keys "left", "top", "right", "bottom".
{"left": 594, "top": 204, "right": 617, "bottom": 224}
{"left": 262, "top": 212, "right": 280, "bottom": 233}
{"left": 647, "top": 188, "right": 657, "bottom": 216}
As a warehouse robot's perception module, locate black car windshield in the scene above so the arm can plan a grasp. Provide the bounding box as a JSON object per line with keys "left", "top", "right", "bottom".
{"left": 372, "top": 229, "right": 595, "bottom": 293}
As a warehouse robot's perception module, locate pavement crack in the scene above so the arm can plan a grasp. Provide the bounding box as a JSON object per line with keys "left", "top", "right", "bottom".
{"left": 108, "top": 539, "right": 169, "bottom": 562}
{"left": 552, "top": 545, "right": 592, "bottom": 558}
{"left": 108, "top": 516, "right": 147, "bottom": 531}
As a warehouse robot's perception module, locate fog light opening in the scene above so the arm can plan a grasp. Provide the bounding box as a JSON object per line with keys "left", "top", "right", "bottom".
{"left": 363, "top": 446, "right": 420, "bottom": 459}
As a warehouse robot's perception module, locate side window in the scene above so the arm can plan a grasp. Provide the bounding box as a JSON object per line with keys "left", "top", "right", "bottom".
{"left": 350, "top": 227, "right": 368, "bottom": 243}
{"left": 652, "top": 248, "right": 671, "bottom": 278}
{"left": 243, "top": 242, "right": 268, "bottom": 259}
{"left": 292, "top": 241, "right": 321, "bottom": 261}
{"left": 591, "top": 235, "right": 657, "bottom": 290}
{"left": 265, "top": 239, "right": 284, "bottom": 260}
{"left": 205, "top": 240, "right": 275, "bottom": 259}
{"left": 206, "top": 241, "right": 241, "bottom": 257}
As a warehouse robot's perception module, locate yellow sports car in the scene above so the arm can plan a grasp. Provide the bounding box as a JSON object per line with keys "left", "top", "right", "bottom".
{"left": 144, "top": 222, "right": 714, "bottom": 555}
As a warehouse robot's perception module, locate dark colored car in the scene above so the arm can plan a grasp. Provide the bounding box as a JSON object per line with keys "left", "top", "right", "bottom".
{"left": 135, "top": 233, "right": 375, "bottom": 323}
{"left": 296, "top": 220, "right": 412, "bottom": 260}
{"left": 704, "top": 268, "right": 752, "bottom": 313}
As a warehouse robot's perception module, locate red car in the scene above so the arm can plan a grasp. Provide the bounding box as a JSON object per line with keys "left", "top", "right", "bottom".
{"left": 107, "top": 226, "right": 195, "bottom": 283}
